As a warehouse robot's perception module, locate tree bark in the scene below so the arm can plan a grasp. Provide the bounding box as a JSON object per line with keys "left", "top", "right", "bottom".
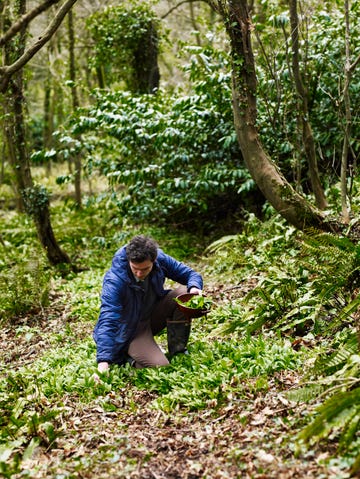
{"left": 68, "top": 8, "right": 82, "bottom": 207}
{"left": 340, "top": 0, "right": 352, "bottom": 223}
{"left": 208, "top": 0, "right": 341, "bottom": 233}
{"left": 43, "top": 44, "right": 54, "bottom": 175}
{"left": 0, "top": 0, "right": 79, "bottom": 93}
{"left": 288, "top": 0, "right": 327, "bottom": 210}
{"left": 1, "top": 0, "right": 72, "bottom": 266}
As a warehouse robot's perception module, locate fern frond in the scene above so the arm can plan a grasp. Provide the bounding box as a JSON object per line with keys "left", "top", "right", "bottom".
{"left": 339, "top": 413, "right": 360, "bottom": 452}
{"left": 314, "top": 334, "right": 358, "bottom": 375}
{"left": 298, "top": 387, "right": 360, "bottom": 446}
{"left": 304, "top": 232, "right": 356, "bottom": 254}
{"left": 336, "top": 295, "right": 360, "bottom": 323}
{"left": 287, "top": 383, "right": 325, "bottom": 403}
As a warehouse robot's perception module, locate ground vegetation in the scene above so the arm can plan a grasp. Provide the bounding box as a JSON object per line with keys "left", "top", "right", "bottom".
{"left": 1, "top": 0, "right": 360, "bottom": 476}
{"left": 1, "top": 179, "right": 360, "bottom": 477}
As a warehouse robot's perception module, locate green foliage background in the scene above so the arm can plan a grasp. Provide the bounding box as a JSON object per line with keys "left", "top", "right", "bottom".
{"left": 2, "top": 0, "right": 360, "bottom": 476}
{"left": 1, "top": 197, "right": 360, "bottom": 475}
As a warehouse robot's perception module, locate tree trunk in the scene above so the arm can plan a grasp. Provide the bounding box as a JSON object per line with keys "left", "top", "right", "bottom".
{"left": 22, "top": 185, "right": 72, "bottom": 265}
{"left": 133, "top": 20, "right": 160, "bottom": 94}
{"left": 288, "top": 0, "right": 327, "bottom": 210}
{"left": 43, "top": 63, "right": 53, "bottom": 175}
{"left": 189, "top": 2, "right": 201, "bottom": 47}
{"left": 68, "top": 8, "right": 82, "bottom": 208}
{"left": 2, "top": 0, "right": 71, "bottom": 266}
{"left": 340, "top": 0, "right": 352, "bottom": 223}
{"left": 209, "top": 0, "right": 340, "bottom": 233}
{"left": 3, "top": 0, "right": 32, "bottom": 211}
{"left": 96, "top": 65, "right": 105, "bottom": 89}
{"left": 4, "top": 75, "right": 72, "bottom": 265}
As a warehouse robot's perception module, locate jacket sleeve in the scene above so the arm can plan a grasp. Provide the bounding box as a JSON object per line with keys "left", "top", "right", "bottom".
{"left": 93, "top": 272, "right": 132, "bottom": 364}
{"left": 158, "top": 250, "right": 203, "bottom": 291}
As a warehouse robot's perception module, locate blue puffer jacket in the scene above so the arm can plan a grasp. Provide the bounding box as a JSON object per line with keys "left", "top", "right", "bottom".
{"left": 93, "top": 246, "right": 203, "bottom": 365}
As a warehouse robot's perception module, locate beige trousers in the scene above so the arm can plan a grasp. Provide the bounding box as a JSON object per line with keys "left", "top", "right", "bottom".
{"left": 127, "top": 285, "right": 188, "bottom": 368}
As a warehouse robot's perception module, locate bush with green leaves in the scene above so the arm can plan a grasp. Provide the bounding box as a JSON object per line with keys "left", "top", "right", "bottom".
{"left": 255, "top": 1, "right": 360, "bottom": 181}
{"left": 209, "top": 217, "right": 360, "bottom": 338}
{"left": 87, "top": 2, "right": 161, "bottom": 91}
{"left": 52, "top": 44, "right": 252, "bottom": 232}
{"left": 206, "top": 214, "right": 360, "bottom": 471}
{"left": 0, "top": 253, "right": 50, "bottom": 321}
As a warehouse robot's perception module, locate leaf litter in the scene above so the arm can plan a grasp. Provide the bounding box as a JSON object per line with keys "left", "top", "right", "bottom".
{"left": 0, "top": 284, "right": 351, "bottom": 479}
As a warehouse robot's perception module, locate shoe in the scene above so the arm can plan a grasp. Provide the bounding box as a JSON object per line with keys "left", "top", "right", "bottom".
{"left": 171, "top": 348, "right": 189, "bottom": 357}
{"left": 126, "top": 355, "right": 136, "bottom": 367}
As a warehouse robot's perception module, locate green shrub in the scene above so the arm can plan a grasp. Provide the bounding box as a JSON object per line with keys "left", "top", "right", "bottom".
{"left": 0, "top": 254, "right": 51, "bottom": 322}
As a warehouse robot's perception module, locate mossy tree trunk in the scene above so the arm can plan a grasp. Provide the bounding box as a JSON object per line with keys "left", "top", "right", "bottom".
{"left": 133, "top": 20, "right": 160, "bottom": 94}
{"left": 208, "top": 0, "right": 342, "bottom": 233}
{"left": 2, "top": 0, "right": 71, "bottom": 266}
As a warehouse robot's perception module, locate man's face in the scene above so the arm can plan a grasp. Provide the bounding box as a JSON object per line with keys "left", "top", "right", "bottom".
{"left": 129, "top": 259, "right": 153, "bottom": 281}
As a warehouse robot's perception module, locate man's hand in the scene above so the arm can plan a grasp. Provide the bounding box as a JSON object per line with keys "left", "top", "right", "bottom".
{"left": 93, "top": 362, "right": 109, "bottom": 384}
{"left": 189, "top": 287, "right": 202, "bottom": 295}
{"left": 97, "top": 362, "right": 109, "bottom": 373}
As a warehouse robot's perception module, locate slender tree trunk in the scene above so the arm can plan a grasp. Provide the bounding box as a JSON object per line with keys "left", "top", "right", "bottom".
{"left": 189, "top": 2, "right": 201, "bottom": 47}
{"left": 43, "top": 65, "right": 53, "bottom": 175}
{"left": 0, "top": 141, "right": 4, "bottom": 185}
{"left": 288, "top": 0, "right": 327, "bottom": 210}
{"left": 68, "top": 8, "right": 82, "bottom": 207}
{"left": 208, "top": 0, "right": 341, "bottom": 233}
{"left": 96, "top": 65, "right": 105, "bottom": 88}
{"left": 340, "top": 0, "right": 351, "bottom": 223}
{"left": 2, "top": 0, "right": 71, "bottom": 266}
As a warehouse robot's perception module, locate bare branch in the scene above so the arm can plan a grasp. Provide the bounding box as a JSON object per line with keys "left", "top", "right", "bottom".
{"left": 350, "top": 52, "right": 360, "bottom": 73}
{"left": 161, "top": 0, "right": 204, "bottom": 19}
{"left": 0, "top": 0, "right": 61, "bottom": 47}
{"left": 0, "top": 0, "right": 78, "bottom": 91}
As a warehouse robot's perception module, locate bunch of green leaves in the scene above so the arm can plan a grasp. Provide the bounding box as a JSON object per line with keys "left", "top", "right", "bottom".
{"left": 175, "top": 295, "right": 213, "bottom": 311}
{"left": 87, "top": 2, "right": 161, "bottom": 90}
{"left": 53, "top": 44, "right": 251, "bottom": 232}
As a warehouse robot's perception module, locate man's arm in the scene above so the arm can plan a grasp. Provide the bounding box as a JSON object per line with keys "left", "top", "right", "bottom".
{"left": 157, "top": 250, "right": 203, "bottom": 291}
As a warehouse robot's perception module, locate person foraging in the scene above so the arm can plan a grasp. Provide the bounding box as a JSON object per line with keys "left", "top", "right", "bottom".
{"left": 93, "top": 235, "right": 203, "bottom": 375}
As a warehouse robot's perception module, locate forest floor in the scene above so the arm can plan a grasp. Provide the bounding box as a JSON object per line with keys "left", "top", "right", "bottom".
{"left": 1, "top": 281, "right": 351, "bottom": 479}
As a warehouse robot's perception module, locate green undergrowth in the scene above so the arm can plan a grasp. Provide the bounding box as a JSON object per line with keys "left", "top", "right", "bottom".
{"left": 0, "top": 329, "right": 302, "bottom": 477}
{"left": 1, "top": 200, "right": 360, "bottom": 476}
{"left": 203, "top": 211, "right": 360, "bottom": 473}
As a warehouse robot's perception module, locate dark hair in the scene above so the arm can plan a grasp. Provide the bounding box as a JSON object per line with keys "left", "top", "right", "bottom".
{"left": 126, "top": 235, "right": 158, "bottom": 263}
